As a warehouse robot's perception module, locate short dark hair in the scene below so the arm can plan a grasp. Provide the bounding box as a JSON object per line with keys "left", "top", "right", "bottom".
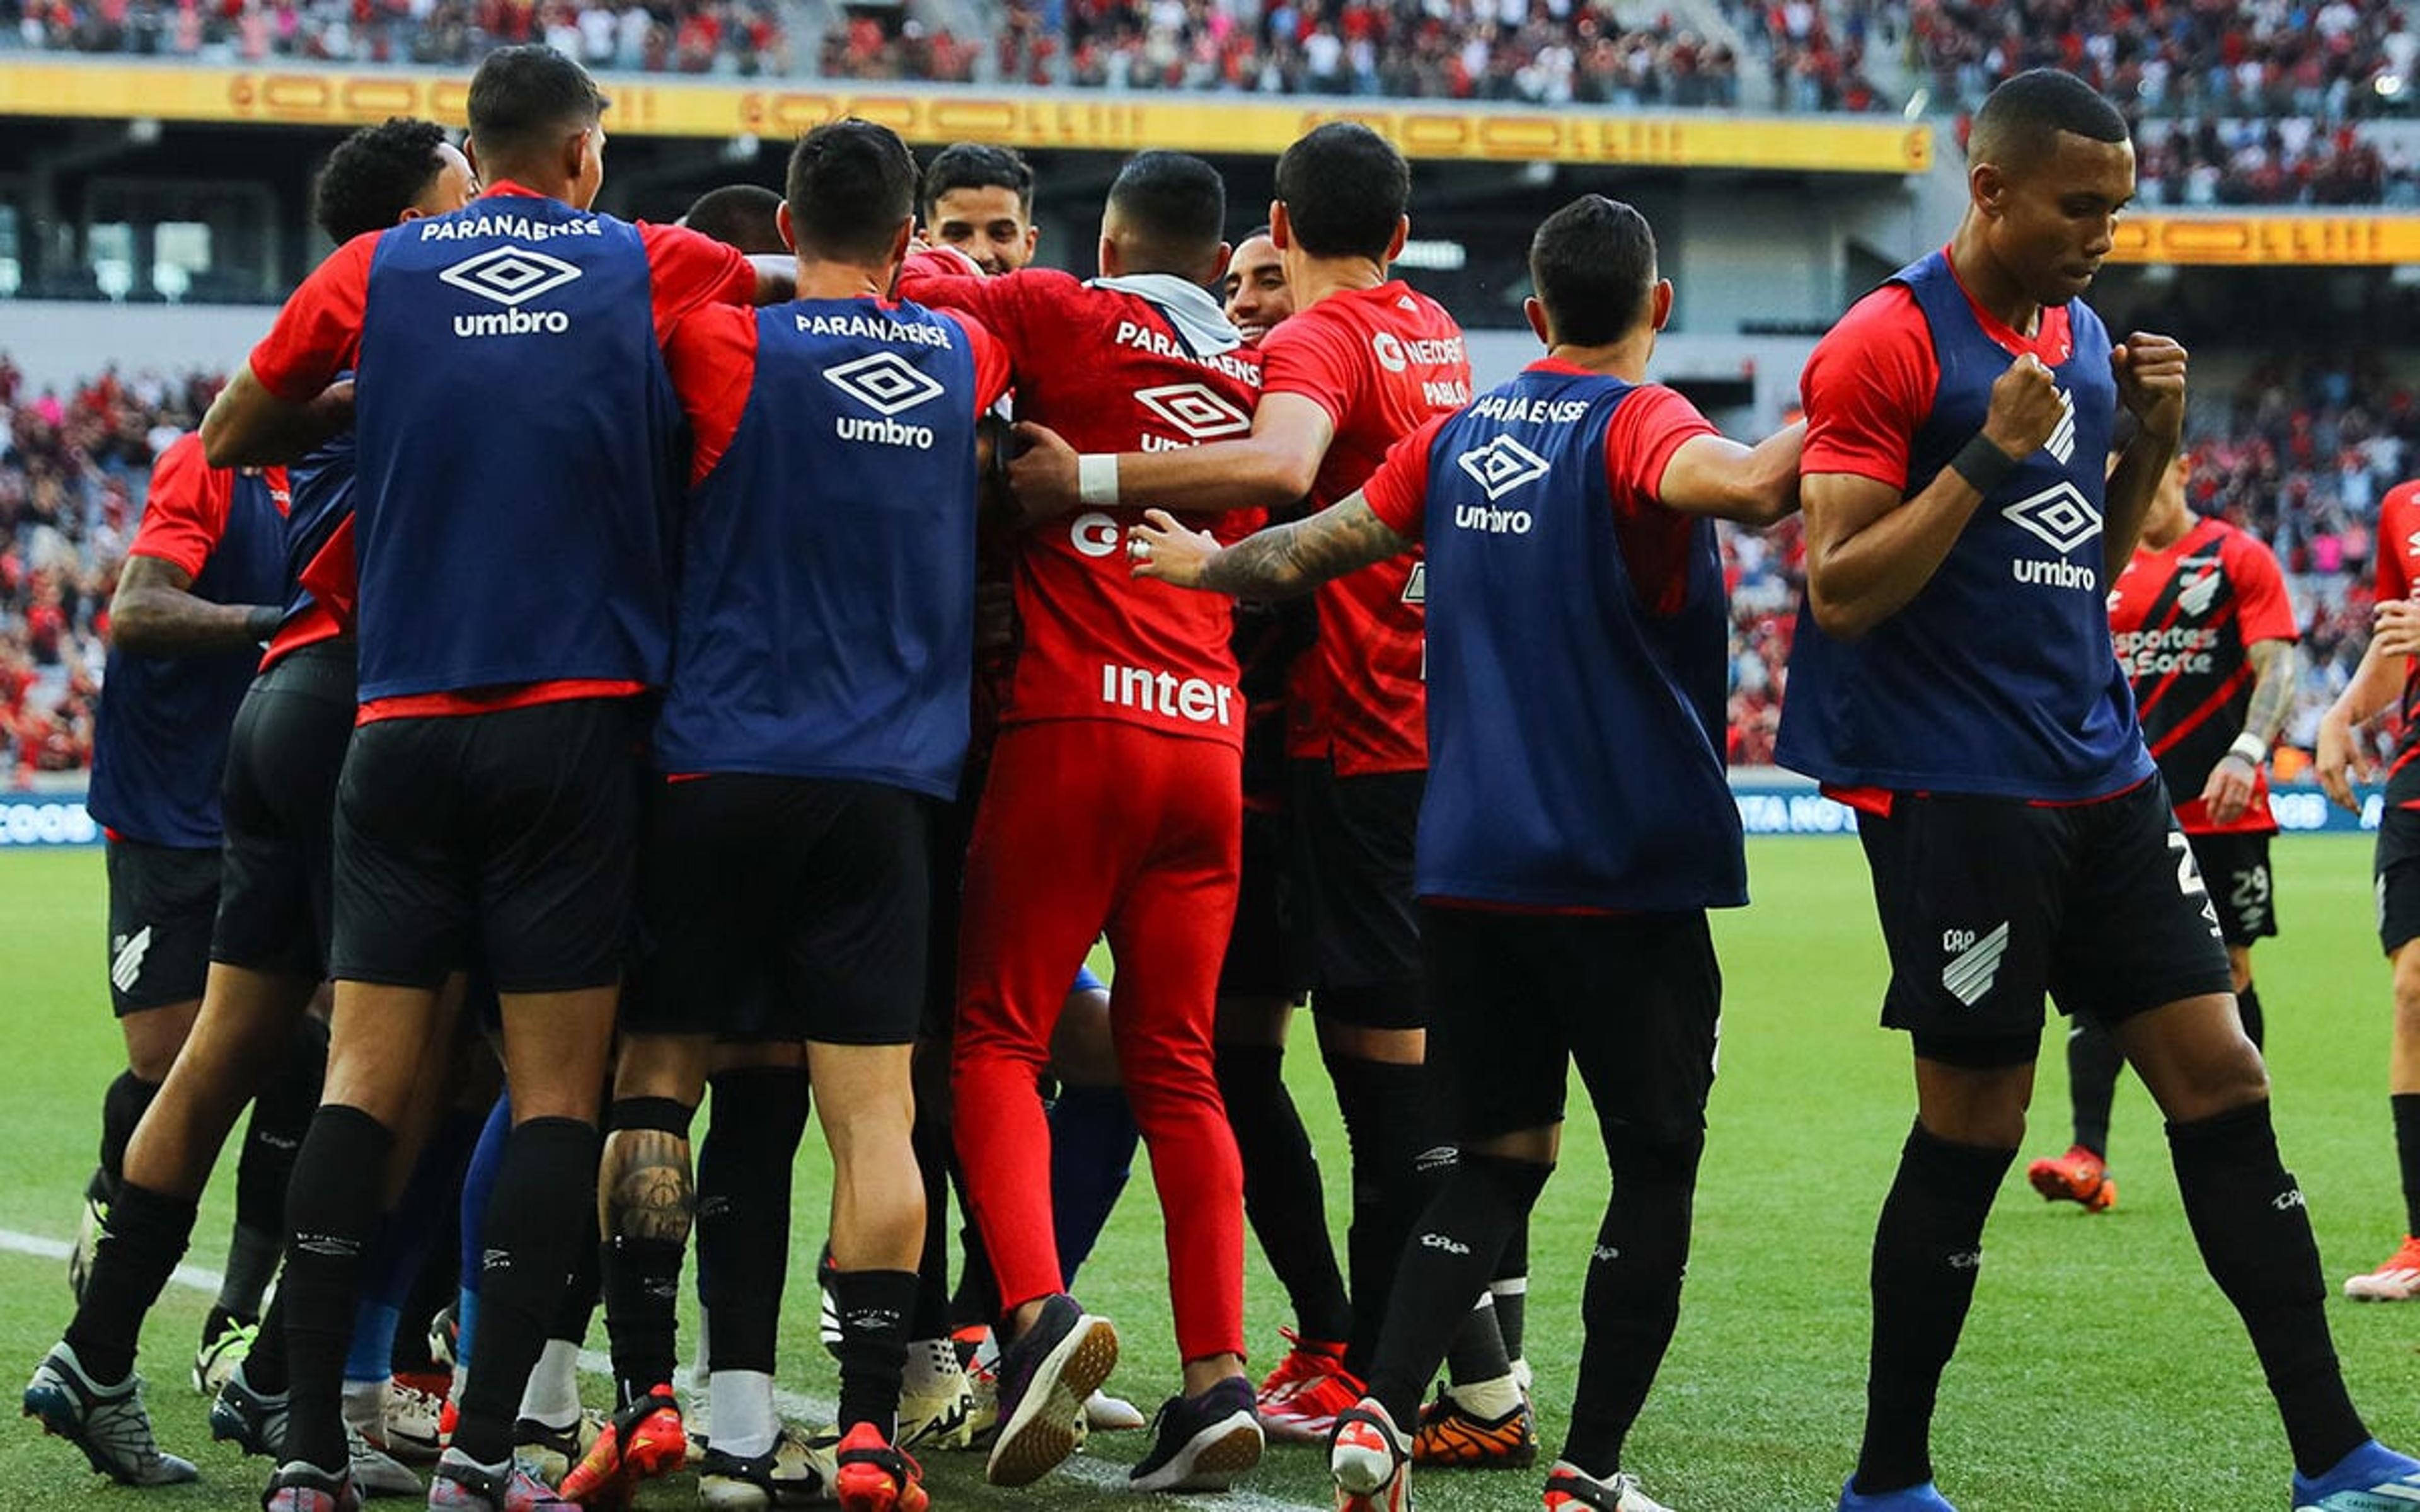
{"left": 786, "top": 119, "right": 919, "bottom": 265}
{"left": 1105, "top": 151, "right": 1226, "bottom": 274}
{"left": 313, "top": 117, "right": 450, "bottom": 243}
{"left": 683, "top": 184, "right": 785, "bottom": 255}
{"left": 1529, "top": 195, "right": 1657, "bottom": 346}
{"left": 1274, "top": 122, "right": 1408, "bottom": 262}
{"left": 921, "top": 142, "right": 1034, "bottom": 221}
{"left": 1240, "top": 222, "right": 1274, "bottom": 243}
{"left": 1969, "top": 67, "right": 2129, "bottom": 173}
{"left": 466, "top": 45, "right": 606, "bottom": 166}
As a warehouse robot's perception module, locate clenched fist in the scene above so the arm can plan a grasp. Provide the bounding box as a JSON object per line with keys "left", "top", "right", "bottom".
{"left": 1981, "top": 353, "right": 2066, "bottom": 460}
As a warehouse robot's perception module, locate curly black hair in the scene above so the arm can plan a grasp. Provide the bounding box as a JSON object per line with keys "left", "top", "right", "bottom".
{"left": 312, "top": 117, "right": 452, "bottom": 244}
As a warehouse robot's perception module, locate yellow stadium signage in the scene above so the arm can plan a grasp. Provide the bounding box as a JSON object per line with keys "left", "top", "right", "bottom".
{"left": 2109, "top": 214, "right": 2420, "bottom": 266}
{"left": 0, "top": 60, "right": 1930, "bottom": 173}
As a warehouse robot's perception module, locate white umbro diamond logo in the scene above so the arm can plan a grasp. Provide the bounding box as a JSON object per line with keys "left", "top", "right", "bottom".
{"left": 2002, "top": 481, "right": 2102, "bottom": 554}
{"left": 1941, "top": 921, "right": 2011, "bottom": 1007}
{"left": 824, "top": 352, "right": 945, "bottom": 416}
{"left": 1136, "top": 383, "right": 1251, "bottom": 440}
{"left": 439, "top": 245, "right": 582, "bottom": 307}
{"left": 2043, "top": 386, "right": 2077, "bottom": 465}
{"left": 1455, "top": 435, "right": 1550, "bottom": 501}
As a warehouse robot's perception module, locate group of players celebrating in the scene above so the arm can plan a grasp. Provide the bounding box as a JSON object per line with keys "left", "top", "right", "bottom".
{"left": 19, "top": 45, "right": 2420, "bottom": 1512}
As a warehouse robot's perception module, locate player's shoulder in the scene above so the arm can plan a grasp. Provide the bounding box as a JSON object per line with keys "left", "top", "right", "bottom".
{"left": 2383, "top": 478, "right": 2420, "bottom": 519}
{"left": 1817, "top": 281, "right": 1925, "bottom": 355}
{"left": 151, "top": 430, "right": 207, "bottom": 474}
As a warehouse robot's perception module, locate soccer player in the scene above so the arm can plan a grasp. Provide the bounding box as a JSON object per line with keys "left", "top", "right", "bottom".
{"left": 896, "top": 150, "right": 1266, "bottom": 1493}
{"left": 1781, "top": 68, "right": 2418, "bottom": 1512}
{"left": 2317, "top": 480, "right": 2420, "bottom": 1299}
{"left": 573, "top": 118, "right": 1010, "bottom": 1512}
{"left": 1133, "top": 190, "right": 1803, "bottom": 1512}
{"left": 23, "top": 436, "right": 291, "bottom": 1487}
{"left": 2029, "top": 445, "right": 2299, "bottom": 1212}
{"left": 921, "top": 142, "right": 1039, "bottom": 275}
{"left": 1011, "top": 121, "right": 1523, "bottom": 1458}
{"left": 200, "top": 45, "right": 786, "bottom": 1512}
{"left": 1222, "top": 226, "right": 1291, "bottom": 344}
{"left": 22, "top": 117, "right": 476, "bottom": 1494}
{"left": 678, "top": 181, "right": 783, "bottom": 250}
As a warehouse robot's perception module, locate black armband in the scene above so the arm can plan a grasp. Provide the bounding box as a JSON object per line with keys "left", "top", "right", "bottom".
{"left": 1949, "top": 434, "right": 2020, "bottom": 496}
{"left": 245, "top": 605, "right": 283, "bottom": 641}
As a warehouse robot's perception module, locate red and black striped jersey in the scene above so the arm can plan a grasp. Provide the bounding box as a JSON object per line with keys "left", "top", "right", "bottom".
{"left": 2377, "top": 481, "right": 2420, "bottom": 804}
{"left": 2107, "top": 515, "right": 2296, "bottom": 833}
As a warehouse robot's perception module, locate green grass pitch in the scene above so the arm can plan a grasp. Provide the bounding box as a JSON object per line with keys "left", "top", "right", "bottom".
{"left": 1, "top": 836, "right": 2414, "bottom": 1511}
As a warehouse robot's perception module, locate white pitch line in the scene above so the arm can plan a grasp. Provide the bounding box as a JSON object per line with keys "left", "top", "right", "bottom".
{"left": 1, "top": 1227, "right": 1323, "bottom": 1510}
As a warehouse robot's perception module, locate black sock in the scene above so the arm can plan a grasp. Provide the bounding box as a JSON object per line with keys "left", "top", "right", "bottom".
{"left": 455, "top": 1117, "right": 601, "bottom": 1465}
{"left": 2067, "top": 1017, "right": 2123, "bottom": 1160}
{"left": 248, "top": 1284, "right": 291, "bottom": 1394}
{"left": 1218, "top": 1043, "right": 1352, "bottom": 1343}
{"left": 2169, "top": 1100, "right": 2368, "bottom": 1475}
{"left": 2394, "top": 1094, "right": 2420, "bottom": 1239}
{"left": 62, "top": 1181, "right": 199, "bottom": 1382}
{"left": 1853, "top": 1122, "right": 2014, "bottom": 1496}
{"left": 2238, "top": 983, "right": 2265, "bottom": 1051}
{"left": 226, "top": 1028, "right": 323, "bottom": 1324}
{"left": 600, "top": 1098, "right": 696, "bottom": 1408}
{"left": 280, "top": 1104, "right": 395, "bottom": 1475}
{"left": 698, "top": 1067, "right": 807, "bottom": 1373}
{"left": 1564, "top": 1128, "right": 1705, "bottom": 1479}
{"left": 1491, "top": 1220, "right": 1529, "bottom": 1363}
{"left": 551, "top": 1201, "right": 601, "bottom": 1347}
{"left": 1364, "top": 1154, "right": 1549, "bottom": 1429}
{"left": 394, "top": 1106, "right": 478, "bottom": 1375}
{"left": 1323, "top": 1047, "right": 1452, "bottom": 1378}
{"left": 952, "top": 1158, "right": 1001, "bottom": 1330}
{"left": 96, "top": 1071, "right": 159, "bottom": 1205}
{"left": 829, "top": 1268, "right": 919, "bottom": 1434}
{"left": 910, "top": 1090, "right": 955, "bottom": 1341}
{"left": 1443, "top": 1295, "right": 1512, "bottom": 1390}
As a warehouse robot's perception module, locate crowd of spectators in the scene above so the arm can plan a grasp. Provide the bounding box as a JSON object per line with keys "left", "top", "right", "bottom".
{"left": 1724, "top": 353, "right": 2420, "bottom": 772}
{"left": 2134, "top": 116, "right": 2419, "bottom": 207}
{"left": 0, "top": 356, "right": 214, "bottom": 788}
{"left": 1898, "top": 0, "right": 2418, "bottom": 118}
{"left": 13, "top": 0, "right": 787, "bottom": 76}
{"left": 996, "top": 0, "right": 1741, "bottom": 103}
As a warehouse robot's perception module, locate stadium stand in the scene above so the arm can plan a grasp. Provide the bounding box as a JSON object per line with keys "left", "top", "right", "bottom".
{"left": 0, "top": 357, "right": 211, "bottom": 786}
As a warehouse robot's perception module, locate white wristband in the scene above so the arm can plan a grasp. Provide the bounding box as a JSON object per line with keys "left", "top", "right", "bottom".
{"left": 1078, "top": 454, "right": 1120, "bottom": 507}
{"left": 2227, "top": 732, "right": 2269, "bottom": 767}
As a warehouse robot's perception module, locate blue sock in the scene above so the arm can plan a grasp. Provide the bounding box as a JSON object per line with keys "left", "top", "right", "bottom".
{"left": 1049, "top": 1083, "right": 1138, "bottom": 1285}
{"left": 347, "top": 1107, "right": 476, "bottom": 1383}
{"left": 347, "top": 1301, "right": 403, "bottom": 1385}
{"left": 453, "top": 1094, "right": 512, "bottom": 1366}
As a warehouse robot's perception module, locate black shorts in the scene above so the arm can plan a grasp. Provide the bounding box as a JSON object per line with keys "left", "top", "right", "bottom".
{"left": 212, "top": 643, "right": 356, "bottom": 979}
{"left": 1857, "top": 777, "right": 2235, "bottom": 1052}
{"left": 2376, "top": 805, "right": 2420, "bottom": 956}
{"left": 1421, "top": 903, "right": 1720, "bottom": 1145}
{"left": 104, "top": 836, "right": 219, "bottom": 1015}
{"left": 1218, "top": 805, "right": 1313, "bottom": 1002}
{"left": 2185, "top": 829, "right": 2276, "bottom": 949}
{"left": 624, "top": 774, "right": 931, "bottom": 1047}
{"left": 1291, "top": 759, "right": 1424, "bottom": 1026}
{"left": 330, "top": 698, "right": 642, "bottom": 994}
{"left": 919, "top": 782, "right": 982, "bottom": 1040}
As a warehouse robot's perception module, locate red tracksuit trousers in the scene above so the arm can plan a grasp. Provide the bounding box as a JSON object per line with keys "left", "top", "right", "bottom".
{"left": 951, "top": 718, "right": 1246, "bottom": 1361}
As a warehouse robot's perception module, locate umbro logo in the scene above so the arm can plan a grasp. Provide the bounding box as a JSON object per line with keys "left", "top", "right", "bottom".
{"left": 2003, "top": 482, "right": 2101, "bottom": 554}
{"left": 1456, "top": 435, "right": 1550, "bottom": 501}
{"left": 2043, "top": 386, "right": 2077, "bottom": 465}
{"left": 2176, "top": 569, "right": 2222, "bottom": 617}
{"left": 1940, "top": 921, "right": 2011, "bottom": 1007}
{"left": 439, "top": 245, "right": 582, "bottom": 307}
{"left": 1137, "top": 383, "right": 1251, "bottom": 441}
{"left": 824, "top": 352, "right": 945, "bottom": 416}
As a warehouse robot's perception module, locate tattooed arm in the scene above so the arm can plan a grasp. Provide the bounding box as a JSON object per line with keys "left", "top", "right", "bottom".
{"left": 1126, "top": 498, "right": 1412, "bottom": 600}
{"left": 2200, "top": 636, "right": 2300, "bottom": 825}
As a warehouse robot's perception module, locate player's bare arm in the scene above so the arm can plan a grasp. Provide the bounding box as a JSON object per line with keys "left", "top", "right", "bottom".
{"left": 1657, "top": 421, "right": 1807, "bottom": 525}
{"left": 202, "top": 366, "right": 355, "bottom": 469}
{"left": 2102, "top": 331, "right": 2189, "bottom": 573}
{"left": 1804, "top": 353, "right": 2067, "bottom": 640}
{"left": 2319, "top": 599, "right": 2420, "bottom": 810}
{"left": 2204, "top": 636, "right": 2300, "bottom": 825}
{"left": 108, "top": 554, "right": 283, "bottom": 656}
{"left": 1126, "top": 497, "right": 1408, "bottom": 598}
{"left": 1011, "top": 392, "right": 1335, "bottom": 521}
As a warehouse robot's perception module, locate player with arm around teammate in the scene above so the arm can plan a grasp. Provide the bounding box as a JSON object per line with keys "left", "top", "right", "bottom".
{"left": 1132, "top": 192, "right": 1802, "bottom": 1512}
